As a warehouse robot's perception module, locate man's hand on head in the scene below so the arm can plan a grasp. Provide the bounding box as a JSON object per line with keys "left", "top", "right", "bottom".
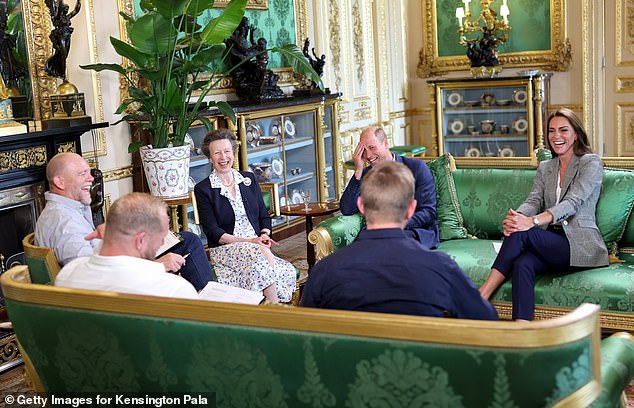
{"left": 352, "top": 140, "right": 366, "bottom": 180}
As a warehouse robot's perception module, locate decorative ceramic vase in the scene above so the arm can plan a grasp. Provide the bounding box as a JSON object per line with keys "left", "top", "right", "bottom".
{"left": 480, "top": 120, "right": 496, "bottom": 134}
{"left": 140, "top": 145, "right": 191, "bottom": 199}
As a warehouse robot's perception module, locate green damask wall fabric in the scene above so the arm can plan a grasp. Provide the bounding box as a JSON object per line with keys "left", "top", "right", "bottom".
{"left": 452, "top": 168, "right": 535, "bottom": 239}
{"left": 8, "top": 301, "right": 596, "bottom": 407}
{"left": 427, "top": 154, "right": 469, "bottom": 241}
{"left": 133, "top": 1, "right": 296, "bottom": 68}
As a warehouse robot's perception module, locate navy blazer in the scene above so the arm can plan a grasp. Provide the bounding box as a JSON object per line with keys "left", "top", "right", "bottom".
{"left": 301, "top": 228, "right": 498, "bottom": 320}
{"left": 339, "top": 155, "right": 440, "bottom": 249}
{"left": 194, "top": 171, "right": 271, "bottom": 247}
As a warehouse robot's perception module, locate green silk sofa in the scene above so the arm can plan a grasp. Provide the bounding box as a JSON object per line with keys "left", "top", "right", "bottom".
{"left": 308, "top": 156, "right": 634, "bottom": 331}
{"left": 2, "top": 265, "right": 634, "bottom": 407}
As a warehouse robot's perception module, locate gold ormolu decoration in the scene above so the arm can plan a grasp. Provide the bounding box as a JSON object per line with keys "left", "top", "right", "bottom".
{"left": 0, "top": 146, "right": 47, "bottom": 173}
{"left": 0, "top": 333, "right": 20, "bottom": 366}
{"left": 417, "top": 0, "right": 571, "bottom": 77}
{"left": 56, "top": 142, "right": 76, "bottom": 153}
{"left": 352, "top": 1, "right": 364, "bottom": 85}
{"left": 328, "top": 0, "right": 342, "bottom": 90}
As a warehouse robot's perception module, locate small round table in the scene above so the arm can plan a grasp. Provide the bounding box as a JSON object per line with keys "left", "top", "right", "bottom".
{"left": 279, "top": 201, "right": 339, "bottom": 270}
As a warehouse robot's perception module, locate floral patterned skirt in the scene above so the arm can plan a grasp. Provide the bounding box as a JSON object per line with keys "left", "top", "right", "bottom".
{"left": 210, "top": 242, "right": 297, "bottom": 302}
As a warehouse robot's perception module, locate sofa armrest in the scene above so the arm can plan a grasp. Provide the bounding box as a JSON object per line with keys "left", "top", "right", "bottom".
{"left": 592, "top": 332, "right": 634, "bottom": 407}
{"left": 308, "top": 213, "right": 365, "bottom": 261}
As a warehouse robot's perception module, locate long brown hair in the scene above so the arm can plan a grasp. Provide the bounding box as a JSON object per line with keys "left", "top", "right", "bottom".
{"left": 546, "top": 108, "right": 593, "bottom": 157}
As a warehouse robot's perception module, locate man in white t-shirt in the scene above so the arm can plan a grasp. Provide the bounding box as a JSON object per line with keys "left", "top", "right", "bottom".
{"left": 56, "top": 192, "right": 198, "bottom": 299}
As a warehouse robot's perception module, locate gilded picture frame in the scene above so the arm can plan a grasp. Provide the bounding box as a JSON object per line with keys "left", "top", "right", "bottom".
{"left": 214, "top": 0, "right": 268, "bottom": 9}
{"left": 417, "top": 0, "right": 572, "bottom": 78}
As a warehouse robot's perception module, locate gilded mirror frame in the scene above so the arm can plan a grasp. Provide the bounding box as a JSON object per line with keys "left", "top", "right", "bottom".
{"left": 22, "top": 0, "right": 58, "bottom": 120}
{"left": 417, "top": 0, "right": 572, "bottom": 77}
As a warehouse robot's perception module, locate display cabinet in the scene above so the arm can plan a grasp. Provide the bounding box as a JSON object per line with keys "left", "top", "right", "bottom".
{"left": 235, "top": 94, "right": 341, "bottom": 231}
{"left": 427, "top": 73, "right": 551, "bottom": 165}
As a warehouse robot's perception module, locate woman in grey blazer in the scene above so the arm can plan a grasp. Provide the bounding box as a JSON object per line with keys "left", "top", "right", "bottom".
{"left": 479, "top": 108, "right": 608, "bottom": 320}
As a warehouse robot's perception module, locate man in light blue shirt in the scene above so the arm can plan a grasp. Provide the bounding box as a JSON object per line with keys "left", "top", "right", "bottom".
{"left": 35, "top": 153, "right": 215, "bottom": 290}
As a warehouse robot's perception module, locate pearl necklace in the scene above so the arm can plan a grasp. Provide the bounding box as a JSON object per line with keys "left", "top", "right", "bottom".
{"left": 220, "top": 177, "right": 234, "bottom": 187}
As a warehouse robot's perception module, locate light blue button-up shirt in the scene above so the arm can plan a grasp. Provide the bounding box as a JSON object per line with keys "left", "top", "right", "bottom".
{"left": 34, "top": 192, "right": 100, "bottom": 265}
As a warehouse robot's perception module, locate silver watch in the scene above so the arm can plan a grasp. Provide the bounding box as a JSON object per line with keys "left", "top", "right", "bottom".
{"left": 533, "top": 216, "right": 540, "bottom": 226}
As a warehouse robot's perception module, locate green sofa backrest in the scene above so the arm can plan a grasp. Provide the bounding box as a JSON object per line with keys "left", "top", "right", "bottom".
{"left": 452, "top": 168, "right": 535, "bottom": 239}
{"left": 1, "top": 266, "right": 604, "bottom": 407}
{"left": 451, "top": 166, "right": 634, "bottom": 250}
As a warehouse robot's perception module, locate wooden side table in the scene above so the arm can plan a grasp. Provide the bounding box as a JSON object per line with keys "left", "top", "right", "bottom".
{"left": 279, "top": 202, "right": 339, "bottom": 270}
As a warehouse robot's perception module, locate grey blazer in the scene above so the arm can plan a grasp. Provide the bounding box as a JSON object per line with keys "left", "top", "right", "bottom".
{"left": 517, "top": 153, "right": 608, "bottom": 267}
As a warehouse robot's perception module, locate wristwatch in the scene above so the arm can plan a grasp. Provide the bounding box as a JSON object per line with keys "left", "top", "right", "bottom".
{"left": 533, "top": 216, "right": 540, "bottom": 226}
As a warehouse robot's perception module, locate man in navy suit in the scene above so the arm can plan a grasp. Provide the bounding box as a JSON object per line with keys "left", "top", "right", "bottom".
{"left": 302, "top": 161, "right": 498, "bottom": 320}
{"left": 339, "top": 126, "right": 439, "bottom": 249}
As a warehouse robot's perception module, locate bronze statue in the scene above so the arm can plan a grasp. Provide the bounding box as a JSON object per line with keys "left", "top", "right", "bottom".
{"left": 466, "top": 27, "right": 500, "bottom": 68}
{"left": 302, "top": 38, "right": 326, "bottom": 90}
{"left": 225, "top": 17, "right": 284, "bottom": 101}
{"left": 0, "top": 2, "right": 25, "bottom": 89}
{"left": 44, "top": 0, "right": 81, "bottom": 81}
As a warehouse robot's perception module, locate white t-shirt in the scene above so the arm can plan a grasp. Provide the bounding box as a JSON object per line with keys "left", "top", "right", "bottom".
{"left": 55, "top": 254, "right": 198, "bottom": 299}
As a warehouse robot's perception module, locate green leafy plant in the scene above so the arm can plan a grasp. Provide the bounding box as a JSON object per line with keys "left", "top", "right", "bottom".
{"left": 81, "top": 0, "right": 322, "bottom": 153}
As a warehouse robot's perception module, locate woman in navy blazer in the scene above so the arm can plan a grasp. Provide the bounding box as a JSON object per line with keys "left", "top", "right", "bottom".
{"left": 194, "top": 129, "right": 296, "bottom": 303}
{"left": 479, "top": 108, "right": 608, "bottom": 320}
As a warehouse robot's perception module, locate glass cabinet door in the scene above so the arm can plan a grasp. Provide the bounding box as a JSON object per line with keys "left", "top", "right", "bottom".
{"left": 323, "top": 102, "right": 336, "bottom": 201}
{"left": 439, "top": 82, "right": 531, "bottom": 158}
{"left": 242, "top": 110, "right": 318, "bottom": 228}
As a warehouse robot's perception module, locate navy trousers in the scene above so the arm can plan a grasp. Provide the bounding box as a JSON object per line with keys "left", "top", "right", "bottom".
{"left": 492, "top": 227, "right": 571, "bottom": 320}
{"left": 170, "top": 231, "right": 215, "bottom": 291}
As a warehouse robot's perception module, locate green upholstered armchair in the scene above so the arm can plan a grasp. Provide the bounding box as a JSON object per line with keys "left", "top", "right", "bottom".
{"left": 2, "top": 265, "right": 634, "bottom": 406}
{"left": 22, "top": 233, "right": 60, "bottom": 285}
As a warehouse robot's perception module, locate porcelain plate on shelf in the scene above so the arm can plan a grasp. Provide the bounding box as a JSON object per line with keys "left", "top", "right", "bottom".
{"left": 512, "top": 89, "right": 527, "bottom": 105}
{"left": 246, "top": 122, "right": 262, "bottom": 147}
{"left": 284, "top": 118, "right": 296, "bottom": 138}
{"left": 464, "top": 146, "right": 483, "bottom": 157}
{"left": 449, "top": 119, "right": 465, "bottom": 135}
{"left": 291, "top": 189, "right": 303, "bottom": 204}
{"left": 513, "top": 117, "right": 528, "bottom": 134}
{"left": 271, "top": 156, "right": 284, "bottom": 177}
{"left": 446, "top": 92, "right": 463, "bottom": 107}
{"left": 270, "top": 119, "right": 282, "bottom": 138}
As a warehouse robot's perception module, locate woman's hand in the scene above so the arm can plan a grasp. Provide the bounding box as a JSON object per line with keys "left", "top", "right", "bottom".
{"left": 502, "top": 208, "right": 533, "bottom": 236}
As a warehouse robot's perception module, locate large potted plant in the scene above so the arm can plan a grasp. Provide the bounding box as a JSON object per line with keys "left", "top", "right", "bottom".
{"left": 82, "top": 0, "right": 322, "bottom": 198}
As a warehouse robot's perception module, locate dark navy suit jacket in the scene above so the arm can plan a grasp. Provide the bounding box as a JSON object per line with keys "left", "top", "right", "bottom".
{"left": 339, "top": 155, "right": 440, "bottom": 249}
{"left": 194, "top": 171, "right": 270, "bottom": 247}
{"left": 301, "top": 228, "right": 498, "bottom": 320}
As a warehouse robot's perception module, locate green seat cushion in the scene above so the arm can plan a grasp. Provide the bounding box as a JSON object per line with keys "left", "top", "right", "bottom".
{"left": 439, "top": 240, "right": 634, "bottom": 313}
{"left": 452, "top": 168, "right": 535, "bottom": 239}
{"left": 596, "top": 168, "right": 634, "bottom": 254}
{"left": 390, "top": 145, "right": 426, "bottom": 156}
{"left": 427, "top": 154, "right": 468, "bottom": 240}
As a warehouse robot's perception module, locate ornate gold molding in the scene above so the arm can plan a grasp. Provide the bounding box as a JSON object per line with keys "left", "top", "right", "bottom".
{"left": 56, "top": 142, "right": 76, "bottom": 153}
{"left": 616, "top": 102, "right": 634, "bottom": 156}
{"left": 22, "top": 0, "right": 58, "bottom": 120}
{"left": 616, "top": 0, "right": 634, "bottom": 66}
{"left": 81, "top": 0, "right": 107, "bottom": 158}
{"left": 328, "top": 0, "right": 342, "bottom": 91}
{"left": 0, "top": 146, "right": 47, "bottom": 172}
{"left": 617, "top": 76, "right": 634, "bottom": 93}
{"left": 214, "top": 0, "right": 268, "bottom": 9}
{"left": 417, "top": 0, "right": 571, "bottom": 77}
{"left": 294, "top": 0, "right": 308, "bottom": 47}
{"left": 102, "top": 165, "right": 134, "bottom": 182}
{"left": 352, "top": 1, "right": 364, "bottom": 85}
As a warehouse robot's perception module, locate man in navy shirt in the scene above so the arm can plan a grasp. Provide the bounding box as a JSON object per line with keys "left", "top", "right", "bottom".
{"left": 339, "top": 126, "right": 439, "bottom": 249}
{"left": 302, "top": 161, "right": 498, "bottom": 320}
